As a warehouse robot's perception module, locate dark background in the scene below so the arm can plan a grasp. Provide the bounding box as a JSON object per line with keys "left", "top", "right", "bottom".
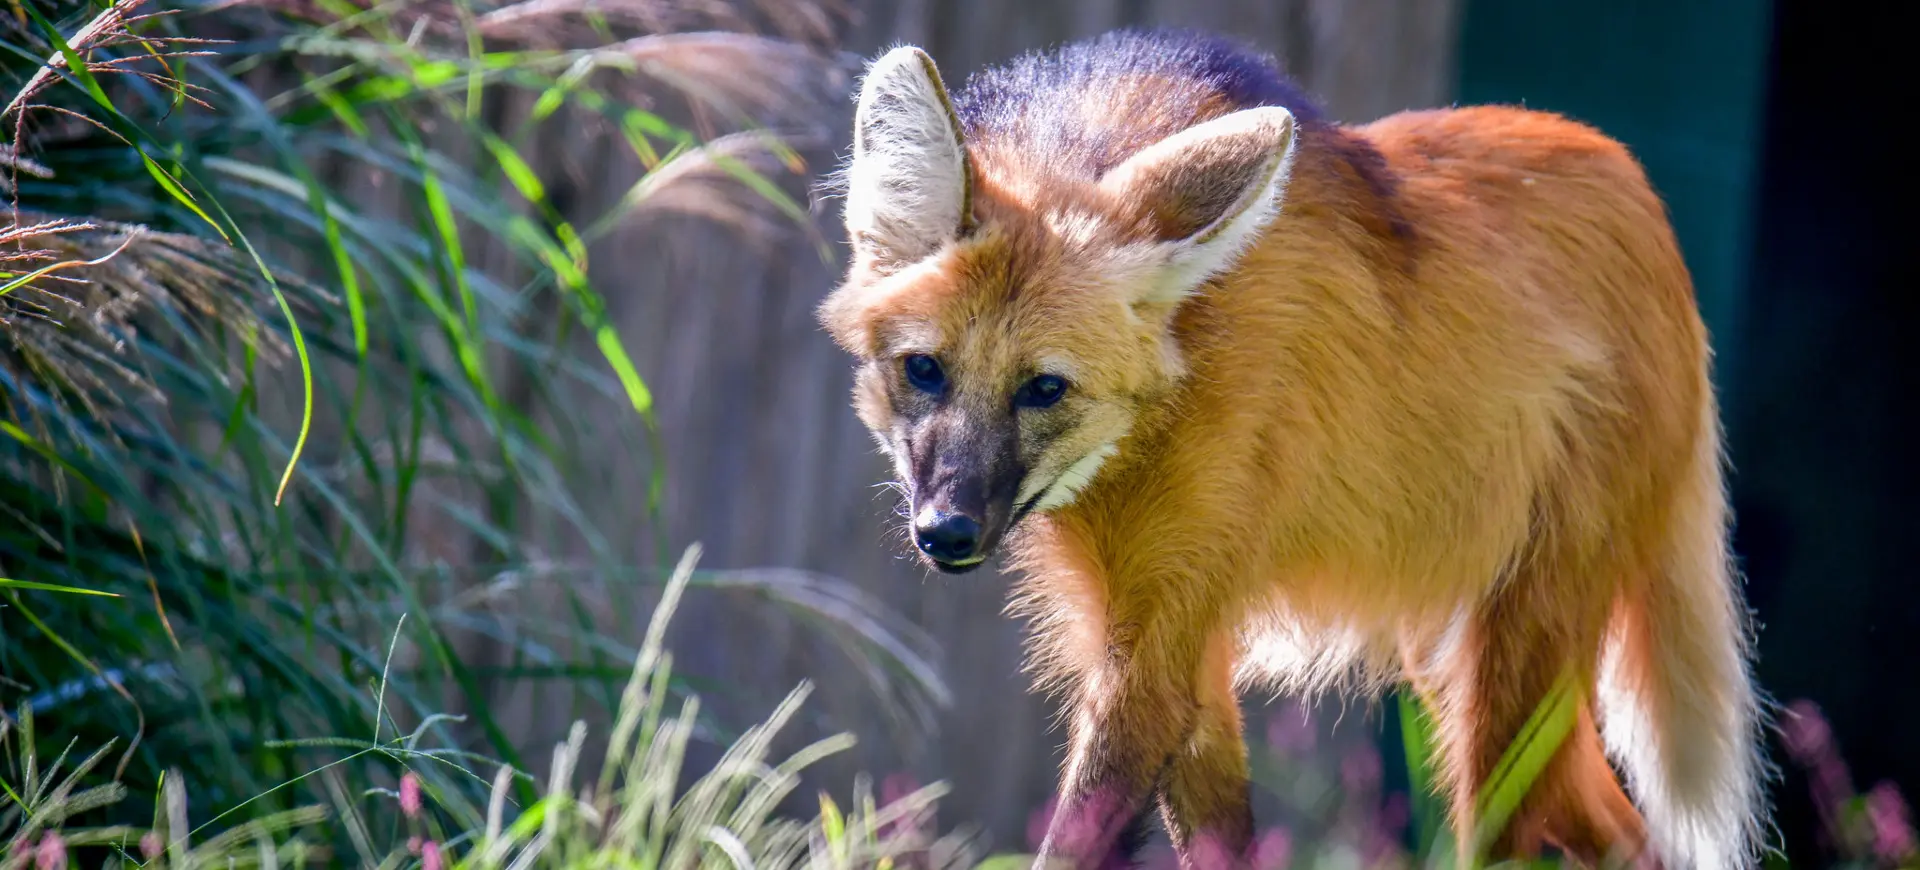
{"left": 1461, "top": 0, "right": 1912, "bottom": 863}
{"left": 1733, "top": 1, "right": 1912, "bottom": 864}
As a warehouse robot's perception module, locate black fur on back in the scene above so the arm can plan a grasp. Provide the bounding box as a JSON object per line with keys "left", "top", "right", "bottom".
{"left": 949, "top": 28, "right": 1326, "bottom": 180}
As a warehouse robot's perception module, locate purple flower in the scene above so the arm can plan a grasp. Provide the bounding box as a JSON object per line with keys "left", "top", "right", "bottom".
{"left": 1341, "top": 745, "right": 1382, "bottom": 794}
{"left": 139, "top": 832, "right": 163, "bottom": 859}
{"left": 421, "top": 840, "right": 443, "bottom": 870}
{"left": 1264, "top": 703, "right": 1317, "bottom": 756}
{"left": 1781, "top": 699, "right": 1858, "bottom": 842}
{"left": 1027, "top": 794, "right": 1060, "bottom": 853}
{"left": 881, "top": 772, "right": 921, "bottom": 808}
{"left": 1865, "top": 782, "right": 1917, "bottom": 862}
{"left": 1131, "top": 844, "right": 1179, "bottom": 870}
{"left": 880, "top": 771, "right": 925, "bottom": 840}
{"left": 1379, "top": 792, "right": 1410, "bottom": 836}
{"left": 879, "top": 771, "right": 935, "bottom": 867}
{"left": 1253, "top": 827, "right": 1293, "bottom": 870}
{"left": 1779, "top": 699, "right": 1833, "bottom": 764}
{"left": 399, "top": 771, "right": 423, "bottom": 818}
{"left": 34, "top": 832, "right": 66, "bottom": 870}
{"left": 1025, "top": 788, "right": 1144, "bottom": 869}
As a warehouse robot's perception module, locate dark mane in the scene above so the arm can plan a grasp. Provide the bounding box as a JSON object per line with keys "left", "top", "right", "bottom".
{"left": 949, "top": 28, "right": 1326, "bottom": 179}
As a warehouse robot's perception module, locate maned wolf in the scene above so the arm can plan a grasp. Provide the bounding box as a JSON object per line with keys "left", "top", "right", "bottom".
{"left": 817, "top": 28, "right": 1762, "bottom": 870}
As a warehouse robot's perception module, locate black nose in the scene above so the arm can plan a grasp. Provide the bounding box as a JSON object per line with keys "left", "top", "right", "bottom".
{"left": 914, "top": 511, "right": 982, "bottom": 563}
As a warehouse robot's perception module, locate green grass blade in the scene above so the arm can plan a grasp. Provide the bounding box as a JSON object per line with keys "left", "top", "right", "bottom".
{"left": 1399, "top": 690, "right": 1447, "bottom": 860}
{"left": 0, "top": 577, "right": 120, "bottom": 597}
{"left": 1469, "top": 667, "right": 1582, "bottom": 866}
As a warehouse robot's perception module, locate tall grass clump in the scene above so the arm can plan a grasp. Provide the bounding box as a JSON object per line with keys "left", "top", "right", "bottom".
{"left": 1, "top": 0, "right": 942, "bottom": 850}
{"left": 0, "top": 545, "right": 977, "bottom": 869}
{"left": 388, "top": 546, "right": 977, "bottom": 870}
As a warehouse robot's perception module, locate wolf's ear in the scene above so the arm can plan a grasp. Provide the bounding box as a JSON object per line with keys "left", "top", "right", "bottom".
{"left": 1098, "top": 106, "right": 1298, "bottom": 304}
{"left": 844, "top": 45, "right": 975, "bottom": 267}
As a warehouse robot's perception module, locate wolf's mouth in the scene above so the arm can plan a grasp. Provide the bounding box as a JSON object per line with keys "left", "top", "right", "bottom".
{"left": 927, "top": 553, "right": 988, "bottom": 574}
{"left": 1007, "top": 487, "right": 1048, "bottom": 530}
{"left": 916, "top": 483, "right": 1056, "bottom": 574}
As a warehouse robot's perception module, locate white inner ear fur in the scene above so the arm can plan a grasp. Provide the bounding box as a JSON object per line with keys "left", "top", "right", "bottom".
{"left": 1101, "top": 106, "right": 1299, "bottom": 305}
{"left": 844, "top": 46, "right": 972, "bottom": 265}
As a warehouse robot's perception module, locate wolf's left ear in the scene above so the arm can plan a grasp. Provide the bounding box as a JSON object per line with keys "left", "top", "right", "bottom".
{"left": 844, "top": 45, "right": 975, "bottom": 268}
{"left": 1098, "top": 106, "right": 1298, "bottom": 303}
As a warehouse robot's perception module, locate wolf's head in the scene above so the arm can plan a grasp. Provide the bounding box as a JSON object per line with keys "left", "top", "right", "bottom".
{"left": 818, "top": 45, "right": 1299, "bottom": 573}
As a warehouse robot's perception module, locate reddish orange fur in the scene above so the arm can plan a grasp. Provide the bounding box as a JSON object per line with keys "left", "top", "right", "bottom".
{"left": 823, "top": 42, "right": 1757, "bottom": 870}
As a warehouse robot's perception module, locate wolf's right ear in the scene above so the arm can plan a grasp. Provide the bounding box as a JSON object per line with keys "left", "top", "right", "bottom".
{"left": 1098, "top": 106, "right": 1298, "bottom": 306}
{"left": 843, "top": 46, "right": 975, "bottom": 267}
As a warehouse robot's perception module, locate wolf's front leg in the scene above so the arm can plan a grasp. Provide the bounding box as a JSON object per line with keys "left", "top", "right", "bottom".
{"left": 1036, "top": 626, "right": 1252, "bottom": 870}
{"left": 1158, "top": 630, "right": 1255, "bottom": 870}
{"left": 1034, "top": 669, "right": 1186, "bottom": 870}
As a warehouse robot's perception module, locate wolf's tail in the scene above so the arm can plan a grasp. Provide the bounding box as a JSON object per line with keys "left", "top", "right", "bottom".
{"left": 1598, "top": 402, "right": 1766, "bottom": 869}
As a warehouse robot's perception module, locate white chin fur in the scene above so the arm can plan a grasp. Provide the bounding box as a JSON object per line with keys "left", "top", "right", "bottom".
{"left": 1029, "top": 442, "right": 1121, "bottom": 511}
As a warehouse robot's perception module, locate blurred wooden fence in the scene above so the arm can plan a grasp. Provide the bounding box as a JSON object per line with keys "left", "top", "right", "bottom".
{"left": 439, "top": 0, "right": 1463, "bottom": 847}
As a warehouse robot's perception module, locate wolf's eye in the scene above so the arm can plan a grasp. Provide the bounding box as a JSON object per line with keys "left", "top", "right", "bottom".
{"left": 1015, "top": 374, "right": 1068, "bottom": 409}
{"left": 902, "top": 354, "right": 946, "bottom": 395}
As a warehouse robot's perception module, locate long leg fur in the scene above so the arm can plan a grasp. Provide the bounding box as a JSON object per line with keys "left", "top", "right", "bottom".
{"left": 1408, "top": 556, "right": 1650, "bottom": 868}
{"left": 1158, "top": 631, "right": 1255, "bottom": 870}
{"left": 1037, "top": 642, "right": 1197, "bottom": 870}
{"left": 1037, "top": 622, "right": 1256, "bottom": 870}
